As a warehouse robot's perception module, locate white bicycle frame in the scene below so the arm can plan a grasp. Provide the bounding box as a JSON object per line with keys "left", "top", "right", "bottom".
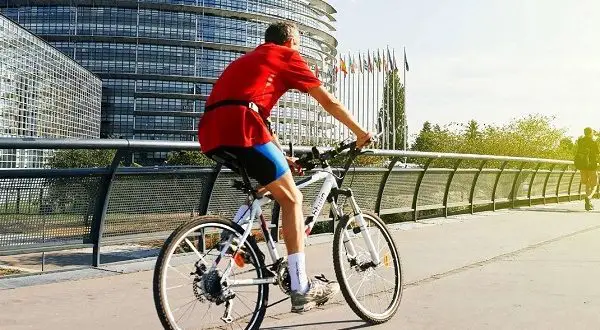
{"left": 214, "top": 166, "right": 382, "bottom": 288}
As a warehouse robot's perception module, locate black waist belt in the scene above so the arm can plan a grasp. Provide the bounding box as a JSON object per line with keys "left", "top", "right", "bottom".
{"left": 204, "top": 99, "right": 273, "bottom": 134}
{"left": 204, "top": 100, "right": 260, "bottom": 113}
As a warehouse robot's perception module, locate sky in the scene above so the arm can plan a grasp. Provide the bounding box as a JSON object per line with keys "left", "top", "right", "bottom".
{"left": 327, "top": 0, "right": 600, "bottom": 141}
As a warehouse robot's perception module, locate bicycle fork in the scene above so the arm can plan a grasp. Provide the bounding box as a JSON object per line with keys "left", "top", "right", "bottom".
{"left": 336, "top": 190, "right": 381, "bottom": 267}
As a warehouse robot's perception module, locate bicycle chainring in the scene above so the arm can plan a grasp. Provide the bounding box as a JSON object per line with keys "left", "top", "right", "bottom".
{"left": 276, "top": 259, "right": 292, "bottom": 296}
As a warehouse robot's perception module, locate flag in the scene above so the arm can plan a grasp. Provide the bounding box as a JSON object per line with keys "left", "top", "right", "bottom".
{"left": 392, "top": 49, "right": 398, "bottom": 71}
{"left": 367, "top": 52, "right": 373, "bottom": 72}
{"left": 404, "top": 48, "right": 409, "bottom": 72}
{"left": 382, "top": 52, "right": 387, "bottom": 72}
{"left": 340, "top": 57, "right": 348, "bottom": 76}
{"left": 387, "top": 47, "right": 394, "bottom": 71}
{"left": 349, "top": 55, "right": 355, "bottom": 73}
{"left": 358, "top": 53, "right": 363, "bottom": 73}
{"left": 376, "top": 50, "right": 382, "bottom": 71}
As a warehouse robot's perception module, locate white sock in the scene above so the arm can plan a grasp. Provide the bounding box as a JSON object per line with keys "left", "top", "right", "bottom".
{"left": 287, "top": 252, "right": 309, "bottom": 294}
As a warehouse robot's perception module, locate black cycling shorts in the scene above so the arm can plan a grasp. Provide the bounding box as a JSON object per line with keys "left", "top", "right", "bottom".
{"left": 207, "top": 142, "right": 289, "bottom": 186}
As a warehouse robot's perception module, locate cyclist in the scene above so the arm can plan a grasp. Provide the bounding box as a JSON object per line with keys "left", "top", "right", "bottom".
{"left": 198, "top": 21, "right": 373, "bottom": 313}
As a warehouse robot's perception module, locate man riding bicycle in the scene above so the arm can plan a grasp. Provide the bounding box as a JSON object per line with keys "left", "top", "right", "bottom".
{"left": 198, "top": 21, "right": 373, "bottom": 313}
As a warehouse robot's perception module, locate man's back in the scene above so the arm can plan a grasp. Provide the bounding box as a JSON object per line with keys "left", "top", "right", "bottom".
{"left": 198, "top": 43, "right": 320, "bottom": 153}
{"left": 576, "top": 136, "right": 599, "bottom": 170}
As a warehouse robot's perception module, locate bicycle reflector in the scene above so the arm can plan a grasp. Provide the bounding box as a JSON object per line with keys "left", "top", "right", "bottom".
{"left": 383, "top": 254, "right": 391, "bottom": 267}
{"left": 233, "top": 251, "right": 246, "bottom": 268}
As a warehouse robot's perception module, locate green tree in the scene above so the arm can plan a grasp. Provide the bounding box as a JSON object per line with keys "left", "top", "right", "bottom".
{"left": 378, "top": 69, "right": 406, "bottom": 150}
{"left": 166, "top": 151, "right": 215, "bottom": 166}
{"left": 410, "top": 114, "right": 576, "bottom": 165}
{"left": 48, "top": 149, "right": 116, "bottom": 168}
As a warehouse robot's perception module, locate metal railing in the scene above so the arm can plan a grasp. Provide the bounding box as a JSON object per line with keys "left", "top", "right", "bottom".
{"left": 0, "top": 138, "right": 583, "bottom": 267}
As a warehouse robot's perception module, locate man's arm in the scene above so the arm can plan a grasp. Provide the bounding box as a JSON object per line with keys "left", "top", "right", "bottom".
{"left": 308, "top": 85, "right": 371, "bottom": 147}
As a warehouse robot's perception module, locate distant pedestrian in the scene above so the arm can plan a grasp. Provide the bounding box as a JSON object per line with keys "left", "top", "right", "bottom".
{"left": 574, "top": 127, "right": 599, "bottom": 210}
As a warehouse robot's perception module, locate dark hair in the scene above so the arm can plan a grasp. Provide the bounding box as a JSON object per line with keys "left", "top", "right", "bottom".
{"left": 585, "top": 127, "right": 593, "bottom": 136}
{"left": 264, "top": 21, "right": 298, "bottom": 45}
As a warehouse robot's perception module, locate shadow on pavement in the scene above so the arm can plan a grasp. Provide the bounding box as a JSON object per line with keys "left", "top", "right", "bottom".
{"left": 511, "top": 207, "right": 593, "bottom": 214}
{"left": 261, "top": 319, "right": 371, "bottom": 330}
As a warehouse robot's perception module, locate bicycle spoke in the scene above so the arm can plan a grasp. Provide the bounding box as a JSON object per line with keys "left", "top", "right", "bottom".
{"left": 184, "top": 237, "right": 207, "bottom": 262}
{"left": 168, "top": 264, "right": 192, "bottom": 281}
{"left": 166, "top": 284, "right": 186, "bottom": 291}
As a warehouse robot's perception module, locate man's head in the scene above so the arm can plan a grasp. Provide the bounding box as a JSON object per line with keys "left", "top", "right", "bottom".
{"left": 264, "top": 21, "right": 300, "bottom": 51}
{"left": 585, "top": 127, "right": 593, "bottom": 137}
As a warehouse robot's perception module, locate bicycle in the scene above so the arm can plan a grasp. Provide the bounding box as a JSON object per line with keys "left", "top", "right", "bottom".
{"left": 153, "top": 137, "right": 403, "bottom": 329}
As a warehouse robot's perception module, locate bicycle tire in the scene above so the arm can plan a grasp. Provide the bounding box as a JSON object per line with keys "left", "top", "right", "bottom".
{"left": 153, "top": 215, "right": 269, "bottom": 330}
{"left": 332, "top": 211, "right": 403, "bottom": 324}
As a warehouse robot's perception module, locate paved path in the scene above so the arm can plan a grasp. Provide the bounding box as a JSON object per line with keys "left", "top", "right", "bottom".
{"left": 2, "top": 202, "right": 600, "bottom": 329}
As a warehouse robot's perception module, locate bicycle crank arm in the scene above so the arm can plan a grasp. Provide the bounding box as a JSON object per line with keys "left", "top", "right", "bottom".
{"left": 228, "top": 278, "right": 277, "bottom": 287}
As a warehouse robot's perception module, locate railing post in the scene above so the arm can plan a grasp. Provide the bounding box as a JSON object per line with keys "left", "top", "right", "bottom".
{"left": 542, "top": 164, "right": 556, "bottom": 205}
{"left": 412, "top": 158, "right": 433, "bottom": 221}
{"left": 443, "top": 159, "right": 462, "bottom": 218}
{"left": 510, "top": 162, "right": 526, "bottom": 209}
{"left": 554, "top": 164, "right": 569, "bottom": 204}
{"left": 491, "top": 161, "right": 509, "bottom": 211}
{"left": 90, "top": 149, "right": 127, "bottom": 267}
{"left": 469, "top": 160, "right": 488, "bottom": 214}
{"left": 567, "top": 166, "right": 577, "bottom": 202}
{"left": 527, "top": 163, "right": 542, "bottom": 206}
{"left": 197, "top": 164, "right": 222, "bottom": 216}
{"left": 375, "top": 157, "right": 400, "bottom": 215}
{"left": 196, "top": 164, "right": 222, "bottom": 252}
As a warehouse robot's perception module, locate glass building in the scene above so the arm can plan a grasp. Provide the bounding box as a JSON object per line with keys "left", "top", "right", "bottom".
{"left": 1, "top": 1, "right": 338, "bottom": 164}
{"left": 0, "top": 14, "right": 101, "bottom": 168}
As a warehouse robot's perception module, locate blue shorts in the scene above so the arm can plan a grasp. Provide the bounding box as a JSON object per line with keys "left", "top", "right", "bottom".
{"left": 206, "top": 142, "right": 289, "bottom": 186}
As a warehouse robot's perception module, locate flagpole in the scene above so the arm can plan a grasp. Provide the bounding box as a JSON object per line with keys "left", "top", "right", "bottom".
{"left": 403, "top": 46, "right": 408, "bottom": 151}
{"left": 364, "top": 54, "right": 368, "bottom": 132}
{"left": 375, "top": 49, "right": 383, "bottom": 139}
{"left": 384, "top": 51, "right": 389, "bottom": 149}
{"left": 392, "top": 48, "right": 397, "bottom": 150}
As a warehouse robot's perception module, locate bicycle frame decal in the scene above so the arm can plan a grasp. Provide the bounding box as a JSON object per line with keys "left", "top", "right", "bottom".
{"left": 296, "top": 169, "right": 338, "bottom": 235}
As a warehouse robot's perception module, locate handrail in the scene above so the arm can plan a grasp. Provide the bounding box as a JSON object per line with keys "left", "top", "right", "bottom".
{"left": 0, "top": 138, "right": 575, "bottom": 165}
{"left": 0, "top": 137, "right": 583, "bottom": 269}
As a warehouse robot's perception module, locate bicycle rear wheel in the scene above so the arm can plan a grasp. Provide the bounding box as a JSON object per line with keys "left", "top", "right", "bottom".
{"left": 153, "top": 215, "right": 269, "bottom": 330}
{"left": 332, "top": 211, "right": 402, "bottom": 324}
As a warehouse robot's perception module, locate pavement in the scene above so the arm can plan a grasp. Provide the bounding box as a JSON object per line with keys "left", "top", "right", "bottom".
{"left": 1, "top": 201, "right": 600, "bottom": 329}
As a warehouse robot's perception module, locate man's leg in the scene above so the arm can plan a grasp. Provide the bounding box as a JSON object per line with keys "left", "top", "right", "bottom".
{"left": 264, "top": 172, "right": 308, "bottom": 292}
{"left": 264, "top": 172, "right": 339, "bottom": 312}
{"left": 588, "top": 171, "right": 598, "bottom": 201}
{"left": 582, "top": 170, "right": 593, "bottom": 210}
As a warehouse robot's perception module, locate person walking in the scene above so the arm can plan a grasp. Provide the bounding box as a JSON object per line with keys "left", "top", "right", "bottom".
{"left": 574, "top": 127, "right": 599, "bottom": 211}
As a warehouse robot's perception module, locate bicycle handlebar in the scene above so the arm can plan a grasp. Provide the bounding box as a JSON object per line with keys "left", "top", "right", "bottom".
{"left": 294, "top": 132, "right": 383, "bottom": 170}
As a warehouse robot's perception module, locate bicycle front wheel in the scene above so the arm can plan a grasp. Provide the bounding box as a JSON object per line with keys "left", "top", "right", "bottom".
{"left": 332, "top": 211, "right": 402, "bottom": 324}
{"left": 153, "top": 215, "right": 269, "bottom": 330}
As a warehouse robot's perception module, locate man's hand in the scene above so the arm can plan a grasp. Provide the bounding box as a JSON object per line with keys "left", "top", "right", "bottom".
{"left": 286, "top": 156, "right": 304, "bottom": 176}
{"left": 356, "top": 131, "right": 375, "bottom": 149}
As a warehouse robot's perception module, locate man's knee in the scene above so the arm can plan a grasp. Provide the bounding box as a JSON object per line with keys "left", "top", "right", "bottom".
{"left": 278, "top": 187, "right": 303, "bottom": 208}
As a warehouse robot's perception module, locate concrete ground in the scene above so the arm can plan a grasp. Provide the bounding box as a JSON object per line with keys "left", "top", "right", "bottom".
{"left": 1, "top": 201, "right": 600, "bottom": 329}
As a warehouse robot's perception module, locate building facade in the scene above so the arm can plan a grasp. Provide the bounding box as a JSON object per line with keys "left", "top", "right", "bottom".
{"left": 1, "top": 1, "right": 338, "bottom": 163}
{"left": 0, "top": 14, "right": 101, "bottom": 168}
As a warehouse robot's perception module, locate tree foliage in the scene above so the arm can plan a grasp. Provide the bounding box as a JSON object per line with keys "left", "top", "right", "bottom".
{"left": 166, "top": 151, "right": 215, "bottom": 166}
{"left": 378, "top": 69, "right": 406, "bottom": 150}
{"left": 410, "top": 114, "right": 577, "bottom": 166}
{"left": 48, "top": 149, "right": 116, "bottom": 168}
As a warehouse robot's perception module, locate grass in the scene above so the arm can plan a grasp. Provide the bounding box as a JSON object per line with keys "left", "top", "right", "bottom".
{"left": 0, "top": 268, "right": 22, "bottom": 276}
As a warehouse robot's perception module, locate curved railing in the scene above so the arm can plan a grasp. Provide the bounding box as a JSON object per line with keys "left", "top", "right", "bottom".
{"left": 0, "top": 138, "right": 582, "bottom": 267}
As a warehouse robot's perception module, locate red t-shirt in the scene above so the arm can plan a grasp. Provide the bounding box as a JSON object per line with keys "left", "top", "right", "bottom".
{"left": 198, "top": 43, "right": 322, "bottom": 152}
